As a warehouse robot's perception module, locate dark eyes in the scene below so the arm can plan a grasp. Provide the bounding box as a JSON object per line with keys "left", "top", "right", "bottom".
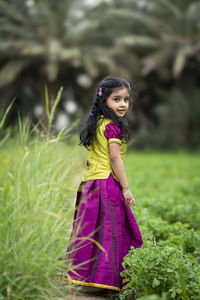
{"left": 113, "top": 98, "right": 129, "bottom": 102}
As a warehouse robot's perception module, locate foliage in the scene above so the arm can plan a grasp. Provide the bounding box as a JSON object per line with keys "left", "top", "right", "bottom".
{"left": 107, "top": 150, "right": 200, "bottom": 299}
{"left": 1, "top": 0, "right": 200, "bottom": 83}
{"left": 1, "top": 134, "right": 200, "bottom": 299}
{"left": 133, "top": 87, "right": 200, "bottom": 150}
{"left": 1, "top": 90, "right": 200, "bottom": 298}
{"left": 137, "top": 295, "right": 163, "bottom": 300}
{"left": 0, "top": 90, "right": 85, "bottom": 299}
{"left": 0, "top": 136, "right": 84, "bottom": 299}
{"left": 109, "top": 0, "right": 200, "bottom": 78}
{"left": 0, "top": 0, "right": 119, "bottom": 86}
{"left": 120, "top": 241, "right": 200, "bottom": 299}
{"left": 125, "top": 150, "right": 200, "bottom": 229}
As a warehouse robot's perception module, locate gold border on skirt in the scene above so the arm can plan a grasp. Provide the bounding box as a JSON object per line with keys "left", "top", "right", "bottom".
{"left": 64, "top": 277, "right": 122, "bottom": 291}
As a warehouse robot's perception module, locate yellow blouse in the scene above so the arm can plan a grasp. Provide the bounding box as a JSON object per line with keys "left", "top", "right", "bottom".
{"left": 81, "top": 115, "right": 127, "bottom": 182}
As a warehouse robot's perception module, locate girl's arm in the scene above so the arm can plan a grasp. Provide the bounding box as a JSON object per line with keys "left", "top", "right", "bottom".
{"left": 109, "top": 142, "right": 135, "bottom": 207}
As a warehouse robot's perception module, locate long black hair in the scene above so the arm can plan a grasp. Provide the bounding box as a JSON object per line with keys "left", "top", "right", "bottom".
{"left": 79, "top": 76, "right": 134, "bottom": 149}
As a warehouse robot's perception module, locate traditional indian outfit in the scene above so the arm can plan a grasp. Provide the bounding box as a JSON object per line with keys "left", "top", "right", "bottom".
{"left": 65, "top": 115, "right": 143, "bottom": 292}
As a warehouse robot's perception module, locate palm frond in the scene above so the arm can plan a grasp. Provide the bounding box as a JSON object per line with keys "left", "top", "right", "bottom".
{"left": 107, "top": 8, "right": 163, "bottom": 36}
{"left": 153, "top": 0, "right": 181, "bottom": 20}
{"left": 0, "top": 1, "right": 27, "bottom": 24}
{"left": 115, "top": 35, "right": 161, "bottom": 49}
{"left": 173, "top": 45, "right": 199, "bottom": 78}
{"left": 141, "top": 48, "right": 173, "bottom": 76}
{"left": 187, "top": 2, "right": 200, "bottom": 25}
{"left": 0, "top": 59, "right": 30, "bottom": 88}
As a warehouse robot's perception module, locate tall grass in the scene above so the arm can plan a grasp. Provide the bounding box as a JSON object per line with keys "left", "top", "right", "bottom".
{"left": 0, "top": 88, "right": 85, "bottom": 299}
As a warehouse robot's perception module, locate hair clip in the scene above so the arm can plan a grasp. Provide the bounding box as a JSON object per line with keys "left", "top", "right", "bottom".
{"left": 98, "top": 87, "right": 102, "bottom": 96}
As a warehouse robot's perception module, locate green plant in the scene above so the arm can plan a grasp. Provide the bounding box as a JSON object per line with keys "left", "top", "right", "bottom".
{"left": 0, "top": 98, "right": 15, "bottom": 147}
{"left": 0, "top": 88, "right": 83, "bottom": 299}
{"left": 120, "top": 241, "right": 200, "bottom": 300}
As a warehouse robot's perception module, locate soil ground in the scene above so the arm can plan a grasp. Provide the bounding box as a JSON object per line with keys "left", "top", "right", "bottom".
{"left": 66, "top": 286, "right": 119, "bottom": 299}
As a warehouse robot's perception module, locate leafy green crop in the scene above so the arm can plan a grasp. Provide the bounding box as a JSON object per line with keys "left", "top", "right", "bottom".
{"left": 120, "top": 241, "right": 200, "bottom": 299}
{"left": 112, "top": 151, "right": 200, "bottom": 300}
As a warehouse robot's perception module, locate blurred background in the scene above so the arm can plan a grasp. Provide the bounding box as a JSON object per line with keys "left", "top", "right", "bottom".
{"left": 0, "top": 0, "right": 200, "bottom": 150}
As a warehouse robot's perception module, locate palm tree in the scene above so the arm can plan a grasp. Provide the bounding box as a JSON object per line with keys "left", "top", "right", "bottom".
{"left": 0, "top": 0, "right": 116, "bottom": 128}
{"left": 0, "top": 0, "right": 83, "bottom": 87}
{"left": 0, "top": 0, "right": 128, "bottom": 116}
{"left": 94, "top": 0, "right": 200, "bottom": 149}
{"left": 0, "top": 0, "right": 199, "bottom": 148}
{"left": 106, "top": 0, "right": 200, "bottom": 79}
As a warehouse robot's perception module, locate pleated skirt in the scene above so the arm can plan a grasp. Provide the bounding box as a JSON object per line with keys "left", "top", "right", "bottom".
{"left": 65, "top": 173, "right": 143, "bottom": 291}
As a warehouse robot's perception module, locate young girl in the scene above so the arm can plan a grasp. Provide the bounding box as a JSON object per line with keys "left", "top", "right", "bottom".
{"left": 65, "top": 76, "right": 143, "bottom": 292}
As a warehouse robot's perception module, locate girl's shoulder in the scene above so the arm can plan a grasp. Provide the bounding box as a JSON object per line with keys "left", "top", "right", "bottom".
{"left": 97, "top": 115, "right": 117, "bottom": 127}
{"left": 97, "top": 115, "right": 122, "bottom": 140}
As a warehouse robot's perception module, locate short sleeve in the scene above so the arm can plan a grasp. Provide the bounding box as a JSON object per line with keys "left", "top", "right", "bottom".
{"left": 104, "top": 121, "right": 122, "bottom": 145}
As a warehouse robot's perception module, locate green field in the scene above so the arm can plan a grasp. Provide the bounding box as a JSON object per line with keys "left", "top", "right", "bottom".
{"left": 0, "top": 132, "right": 199, "bottom": 299}
{"left": 119, "top": 150, "right": 200, "bottom": 300}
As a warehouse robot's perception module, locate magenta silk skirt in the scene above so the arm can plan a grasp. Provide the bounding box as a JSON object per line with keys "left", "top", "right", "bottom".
{"left": 65, "top": 173, "right": 143, "bottom": 291}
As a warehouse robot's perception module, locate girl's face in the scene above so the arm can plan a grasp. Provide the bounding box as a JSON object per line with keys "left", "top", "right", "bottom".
{"left": 105, "top": 87, "right": 130, "bottom": 118}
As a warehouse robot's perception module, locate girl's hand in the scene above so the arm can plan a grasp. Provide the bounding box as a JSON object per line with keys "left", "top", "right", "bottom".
{"left": 122, "top": 187, "right": 136, "bottom": 207}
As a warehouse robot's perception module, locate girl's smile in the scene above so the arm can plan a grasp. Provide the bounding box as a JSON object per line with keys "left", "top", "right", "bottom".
{"left": 105, "top": 88, "right": 130, "bottom": 117}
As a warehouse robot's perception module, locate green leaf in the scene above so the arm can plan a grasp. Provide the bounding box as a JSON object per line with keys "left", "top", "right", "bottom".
{"left": 152, "top": 277, "right": 160, "bottom": 287}
{"left": 0, "top": 97, "right": 16, "bottom": 130}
